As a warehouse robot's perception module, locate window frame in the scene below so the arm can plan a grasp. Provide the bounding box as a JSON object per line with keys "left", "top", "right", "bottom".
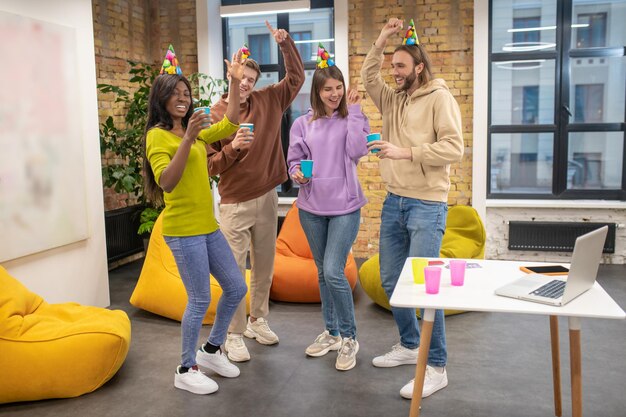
{"left": 487, "top": 0, "right": 626, "bottom": 200}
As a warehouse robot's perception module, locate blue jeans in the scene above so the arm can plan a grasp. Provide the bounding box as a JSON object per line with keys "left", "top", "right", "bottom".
{"left": 165, "top": 230, "right": 247, "bottom": 368}
{"left": 379, "top": 193, "right": 448, "bottom": 367}
{"left": 299, "top": 209, "right": 361, "bottom": 339}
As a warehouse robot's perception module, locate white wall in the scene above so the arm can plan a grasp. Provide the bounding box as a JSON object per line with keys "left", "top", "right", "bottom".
{"left": 0, "top": 0, "right": 110, "bottom": 306}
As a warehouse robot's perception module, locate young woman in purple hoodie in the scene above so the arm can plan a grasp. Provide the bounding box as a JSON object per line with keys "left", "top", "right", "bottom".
{"left": 287, "top": 64, "right": 369, "bottom": 371}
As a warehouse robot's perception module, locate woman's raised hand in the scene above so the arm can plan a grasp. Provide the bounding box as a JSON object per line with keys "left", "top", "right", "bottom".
{"left": 347, "top": 87, "right": 361, "bottom": 106}
{"left": 225, "top": 48, "right": 246, "bottom": 81}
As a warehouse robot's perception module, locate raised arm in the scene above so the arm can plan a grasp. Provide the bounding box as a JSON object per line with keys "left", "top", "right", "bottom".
{"left": 345, "top": 88, "right": 369, "bottom": 161}
{"left": 223, "top": 49, "right": 244, "bottom": 124}
{"left": 265, "top": 20, "right": 305, "bottom": 110}
{"left": 360, "top": 18, "right": 404, "bottom": 112}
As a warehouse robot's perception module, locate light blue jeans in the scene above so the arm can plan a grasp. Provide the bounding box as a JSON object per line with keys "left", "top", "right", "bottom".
{"left": 379, "top": 193, "right": 448, "bottom": 367}
{"left": 299, "top": 209, "right": 361, "bottom": 339}
{"left": 165, "top": 230, "right": 247, "bottom": 368}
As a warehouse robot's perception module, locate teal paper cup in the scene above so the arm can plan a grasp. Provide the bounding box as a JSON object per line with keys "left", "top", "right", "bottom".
{"left": 194, "top": 107, "right": 211, "bottom": 127}
{"left": 240, "top": 123, "right": 254, "bottom": 132}
{"left": 366, "top": 133, "right": 381, "bottom": 153}
{"left": 300, "top": 160, "right": 313, "bottom": 179}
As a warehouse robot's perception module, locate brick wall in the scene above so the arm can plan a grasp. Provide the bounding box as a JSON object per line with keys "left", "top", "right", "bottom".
{"left": 93, "top": 0, "right": 198, "bottom": 210}
{"left": 348, "top": 0, "right": 474, "bottom": 258}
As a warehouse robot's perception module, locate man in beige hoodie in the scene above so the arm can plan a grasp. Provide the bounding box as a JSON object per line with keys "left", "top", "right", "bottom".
{"left": 361, "top": 18, "right": 463, "bottom": 400}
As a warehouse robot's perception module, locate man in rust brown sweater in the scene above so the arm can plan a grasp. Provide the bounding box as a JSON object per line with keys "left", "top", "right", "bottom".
{"left": 207, "top": 21, "right": 304, "bottom": 362}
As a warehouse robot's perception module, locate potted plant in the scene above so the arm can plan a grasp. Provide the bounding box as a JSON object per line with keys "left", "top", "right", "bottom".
{"left": 99, "top": 61, "right": 157, "bottom": 203}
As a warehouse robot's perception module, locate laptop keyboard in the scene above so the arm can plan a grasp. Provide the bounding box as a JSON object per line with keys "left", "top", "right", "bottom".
{"left": 530, "top": 280, "right": 566, "bottom": 299}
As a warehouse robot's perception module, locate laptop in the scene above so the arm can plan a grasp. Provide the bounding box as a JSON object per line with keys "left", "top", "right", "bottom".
{"left": 495, "top": 226, "right": 608, "bottom": 306}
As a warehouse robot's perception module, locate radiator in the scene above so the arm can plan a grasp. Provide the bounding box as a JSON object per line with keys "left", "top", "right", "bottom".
{"left": 508, "top": 222, "right": 616, "bottom": 253}
{"left": 104, "top": 206, "right": 144, "bottom": 262}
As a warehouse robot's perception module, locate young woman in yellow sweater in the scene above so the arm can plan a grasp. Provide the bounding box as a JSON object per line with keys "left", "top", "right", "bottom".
{"left": 143, "top": 50, "right": 247, "bottom": 395}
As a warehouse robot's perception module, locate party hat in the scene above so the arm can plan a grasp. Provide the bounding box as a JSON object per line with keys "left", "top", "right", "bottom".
{"left": 159, "top": 44, "right": 182, "bottom": 75}
{"left": 402, "top": 19, "right": 419, "bottom": 46}
{"left": 316, "top": 43, "right": 335, "bottom": 69}
{"left": 241, "top": 43, "right": 251, "bottom": 60}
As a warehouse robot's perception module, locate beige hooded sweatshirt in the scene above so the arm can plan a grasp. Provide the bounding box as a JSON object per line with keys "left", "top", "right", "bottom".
{"left": 361, "top": 44, "right": 464, "bottom": 202}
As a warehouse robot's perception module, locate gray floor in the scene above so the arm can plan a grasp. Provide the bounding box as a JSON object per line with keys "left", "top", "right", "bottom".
{"left": 2, "top": 260, "right": 625, "bottom": 417}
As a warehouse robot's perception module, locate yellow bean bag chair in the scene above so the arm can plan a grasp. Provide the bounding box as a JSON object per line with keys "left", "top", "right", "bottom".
{"left": 0, "top": 266, "right": 131, "bottom": 404}
{"left": 270, "top": 203, "right": 358, "bottom": 303}
{"left": 359, "top": 205, "right": 486, "bottom": 316}
{"left": 130, "top": 213, "right": 250, "bottom": 324}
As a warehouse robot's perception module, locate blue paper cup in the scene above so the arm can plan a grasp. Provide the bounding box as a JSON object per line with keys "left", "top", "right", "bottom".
{"left": 194, "top": 106, "right": 211, "bottom": 115}
{"left": 300, "top": 159, "right": 313, "bottom": 179}
{"left": 240, "top": 123, "right": 254, "bottom": 132}
{"left": 194, "top": 107, "right": 211, "bottom": 127}
{"left": 367, "top": 133, "right": 381, "bottom": 153}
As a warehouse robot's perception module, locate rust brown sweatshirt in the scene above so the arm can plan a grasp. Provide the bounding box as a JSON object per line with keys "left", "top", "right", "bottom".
{"left": 208, "top": 36, "right": 305, "bottom": 204}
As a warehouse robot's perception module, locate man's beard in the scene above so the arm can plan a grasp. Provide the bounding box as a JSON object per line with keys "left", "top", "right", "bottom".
{"left": 396, "top": 70, "right": 417, "bottom": 92}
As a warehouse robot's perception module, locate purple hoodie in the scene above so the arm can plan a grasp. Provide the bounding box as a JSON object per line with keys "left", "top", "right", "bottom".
{"left": 287, "top": 104, "right": 370, "bottom": 216}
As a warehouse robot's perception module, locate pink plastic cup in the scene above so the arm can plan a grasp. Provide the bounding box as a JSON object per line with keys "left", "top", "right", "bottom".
{"left": 449, "top": 260, "right": 467, "bottom": 286}
{"left": 424, "top": 266, "right": 442, "bottom": 294}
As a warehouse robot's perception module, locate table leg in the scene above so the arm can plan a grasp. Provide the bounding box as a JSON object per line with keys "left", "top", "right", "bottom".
{"left": 569, "top": 317, "right": 582, "bottom": 417}
{"left": 550, "top": 315, "right": 562, "bottom": 416}
{"left": 409, "top": 308, "right": 435, "bottom": 417}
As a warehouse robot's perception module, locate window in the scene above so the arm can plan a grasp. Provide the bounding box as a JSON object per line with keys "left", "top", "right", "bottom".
{"left": 512, "top": 85, "right": 539, "bottom": 124}
{"left": 574, "top": 84, "right": 603, "bottom": 123}
{"left": 576, "top": 12, "right": 607, "bottom": 48}
{"left": 513, "top": 17, "right": 541, "bottom": 44}
{"left": 222, "top": 0, "right": 334, "bottom": 197}
{"left": 488, "top": 0, "right": 626, "bottom": 200}
{"left": 248, "top": 34, "right": 271, "bottom": 64}
{"left": 292, "top": 31, "right": 313, "bottom": 62}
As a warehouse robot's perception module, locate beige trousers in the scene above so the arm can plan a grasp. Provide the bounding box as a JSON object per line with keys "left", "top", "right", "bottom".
{"left": 219, "top": 189, "right": 278, "bottom": 334}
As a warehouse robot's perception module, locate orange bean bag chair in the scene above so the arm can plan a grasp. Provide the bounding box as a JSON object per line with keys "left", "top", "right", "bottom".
{"left": 270, "top": 204, "right": 358, "bottom": 303}
{"left": 130, "top": 213, "right": 250, "bottom": 324}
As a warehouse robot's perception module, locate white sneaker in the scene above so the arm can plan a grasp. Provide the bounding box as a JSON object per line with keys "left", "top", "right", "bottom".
{"left": 372, "top": 343, "right": 419, "bottom": 367}
{"left": 224, "top": 333, "right": 250, "bottom": 362}
{"left": 243, "top": 317, "right": 279, "bottom": 345}
{"left": 174, "top": 365, "right": 218, "bottom": 395}
{"left": 400, "top": 366, "right": 448, "bottom": 399}
{"left": 305, "top": 330, "right": 342, "bottom": 357}
{"left": 195, "top": 346, "right": 240, "bottom": 378}
{"left": 335, "top": 338, "right": 359, "bottom": 371}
